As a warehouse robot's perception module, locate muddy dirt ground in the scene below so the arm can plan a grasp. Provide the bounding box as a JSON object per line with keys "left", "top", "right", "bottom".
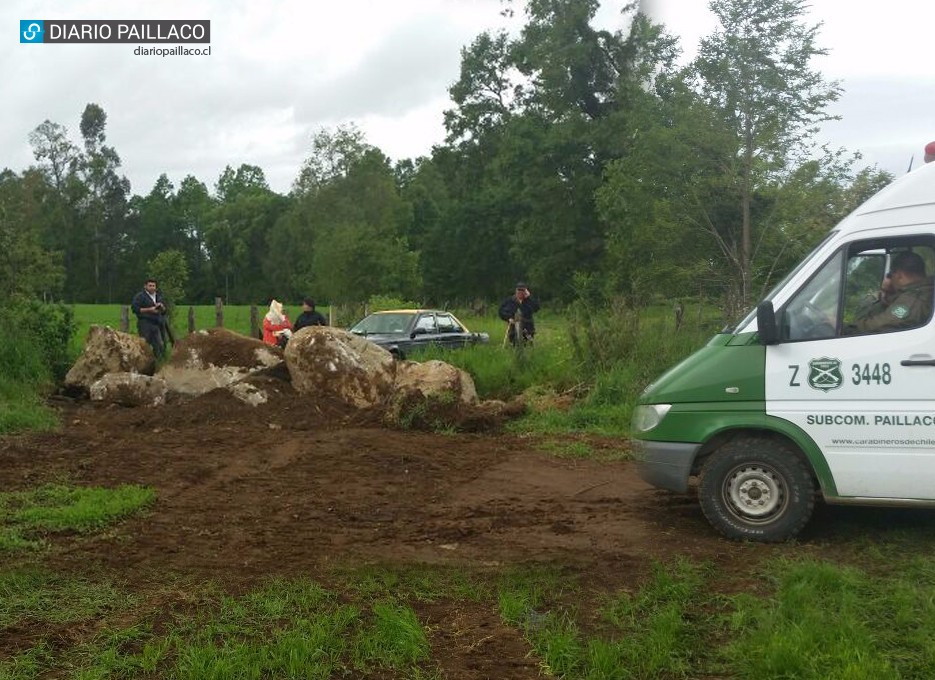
{"left": 2, "top": 384, "right": 931, "bottom": 678}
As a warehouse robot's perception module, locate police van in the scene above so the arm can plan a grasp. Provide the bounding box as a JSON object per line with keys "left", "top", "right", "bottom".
{"left": 632, "top": 158, "right": 935, "bottom": 542}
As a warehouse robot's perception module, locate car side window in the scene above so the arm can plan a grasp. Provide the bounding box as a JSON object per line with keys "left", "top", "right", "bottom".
{"left": 415, "top": 314, "right": 437, "bottom": 333}
{"left": 436, "top": 314, "right": 461, "bottom": 333}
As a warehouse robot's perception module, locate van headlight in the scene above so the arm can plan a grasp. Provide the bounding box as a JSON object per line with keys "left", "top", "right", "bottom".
{"left": 631, "top": 404, "right": 672, "bottom": 433}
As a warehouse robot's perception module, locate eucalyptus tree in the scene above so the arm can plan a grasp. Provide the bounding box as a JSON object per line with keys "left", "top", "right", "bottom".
{"left": 76, "top": 103, "right": 131, "bottom": 301}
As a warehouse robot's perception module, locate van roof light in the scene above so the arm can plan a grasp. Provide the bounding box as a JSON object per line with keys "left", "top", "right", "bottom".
{"left": 925, "top": 141, "right": 935, "bottom": 163}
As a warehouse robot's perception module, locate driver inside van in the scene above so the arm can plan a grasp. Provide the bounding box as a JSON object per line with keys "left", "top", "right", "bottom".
{"left": 850, "top": 251, "right": 934, "bottom": 333}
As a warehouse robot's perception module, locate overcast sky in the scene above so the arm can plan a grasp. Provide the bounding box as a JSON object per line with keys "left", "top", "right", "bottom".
{"left": 4, "top": 1, "right": 934, "bottom": 196}
{"left": 644, "top": 0, "right": 935, "bottom": 176}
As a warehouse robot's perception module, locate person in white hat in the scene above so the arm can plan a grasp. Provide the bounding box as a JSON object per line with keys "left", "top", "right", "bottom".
{"left": 262, "top": 299, "right": 293, "bottom": 348}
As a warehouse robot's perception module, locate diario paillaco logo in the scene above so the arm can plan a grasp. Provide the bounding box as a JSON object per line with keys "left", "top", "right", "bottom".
{"left": 21, "top": 20, "right": 44, "bottom": 43}
{"left": 18, "top": 19, "right": 210, "bottom": 44}
{"left": 808, "top": 357, "right": 844, "bottom": 393}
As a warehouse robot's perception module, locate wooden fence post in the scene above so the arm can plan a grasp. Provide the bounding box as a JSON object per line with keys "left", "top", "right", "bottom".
{"left": 250, "top": 305, "right": 259, "bottom": 339}
{"left": 188, "top": 306, "right": 196, "bottom": 334}
{"left": 120, "top": 305, "right": 130, "bottom": 332}
{"left": 215, "top": 297, "right": 223, "bottom": 327}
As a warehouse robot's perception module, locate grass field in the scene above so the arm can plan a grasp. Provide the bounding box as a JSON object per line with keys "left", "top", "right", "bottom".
{"left": 71, "top": 303, "right": 285, "bottom": 348}
{"left": 4, "top": 498, "right": 935, "bottom": 678}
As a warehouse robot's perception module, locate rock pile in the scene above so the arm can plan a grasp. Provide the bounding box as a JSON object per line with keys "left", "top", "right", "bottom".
{"left": 64, "top": 324, "right": 522, "bottom": 430}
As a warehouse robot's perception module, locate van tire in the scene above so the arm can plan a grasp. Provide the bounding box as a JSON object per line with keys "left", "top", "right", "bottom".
{"left": 699, "top": 437, "right": 815, "bottom": 542}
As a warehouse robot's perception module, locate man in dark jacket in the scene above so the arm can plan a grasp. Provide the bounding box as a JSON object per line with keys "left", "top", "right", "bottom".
{"left": 293, "top": 298, "right": 328, "bottom": 332}
{"left": 498, "top": 282, "right": 540, "bottom": 346}
{"left": 131, "top": 278, "right": 168, "bottom": 356}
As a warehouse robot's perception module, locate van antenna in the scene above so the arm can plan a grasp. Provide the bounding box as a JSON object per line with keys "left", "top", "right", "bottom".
{"left": 907, "top": 155, "right": 914, "bottom": 173}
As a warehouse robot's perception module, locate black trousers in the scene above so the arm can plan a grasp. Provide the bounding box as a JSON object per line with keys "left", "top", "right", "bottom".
{"left": 138, "top": 320, "right": 165, "bottom": 357}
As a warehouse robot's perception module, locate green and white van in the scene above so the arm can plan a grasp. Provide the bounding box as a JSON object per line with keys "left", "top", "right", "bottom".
{"left": 632, "top": 159, "right": 935, "bottom": 542}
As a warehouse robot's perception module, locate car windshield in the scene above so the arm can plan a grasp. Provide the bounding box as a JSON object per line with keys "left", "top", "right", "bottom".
{"left": 350, "top": 312, "right": 415, "bottom": 335}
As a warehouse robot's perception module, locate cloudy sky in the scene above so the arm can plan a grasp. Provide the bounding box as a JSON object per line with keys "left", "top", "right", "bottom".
{"left": 4, "top": 0, "right": 934, "bottom": 196}
{"left": 644, "top": 0, "right": 935, "bottom": 177}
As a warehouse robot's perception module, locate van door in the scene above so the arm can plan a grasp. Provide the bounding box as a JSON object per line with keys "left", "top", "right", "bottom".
{"left": 765, "top": 234, "right": 935, "bottom": 499}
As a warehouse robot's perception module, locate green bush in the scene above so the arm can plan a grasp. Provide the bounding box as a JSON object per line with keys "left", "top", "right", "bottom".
{"left": 0, "top": 299, "right": 75, "bottom": 435}
{"left": 0, "top": 300, "right": 76, "bottom": 382}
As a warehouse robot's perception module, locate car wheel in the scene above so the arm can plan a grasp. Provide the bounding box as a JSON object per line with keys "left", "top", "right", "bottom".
{"left": 698, "top": 437, "right": 816, "bottom": 542}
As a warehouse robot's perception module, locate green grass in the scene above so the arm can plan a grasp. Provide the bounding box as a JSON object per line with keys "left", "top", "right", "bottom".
{"left": 0, "top": 379, "right": 58, "bottom": 434}
{"left": 723, "top": 557, "right": 935, "bottom": 679}
{"left": 0, "top": 570, "right": 133, "bottom": 629}
{"left": 0, "top": 574, "right": 436, "bottom": 679}
{"left": 0, "top": 484, "right": 156, "bottom": 552}
{"left": 495, "top": 560, "right": 711, "bottom": 678}
{"left": 71, "top": 303, "right": 273, "bottom": 346}
{"left": 6, "top": 552, "right": 935, "bottom": 678}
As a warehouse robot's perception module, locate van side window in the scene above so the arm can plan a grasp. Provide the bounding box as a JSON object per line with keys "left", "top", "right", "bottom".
{"left": 782, "top": 236, "right": 935, "bottom": 341}
{"left": 842, "top": 241, "right": 935, "bottom": 336}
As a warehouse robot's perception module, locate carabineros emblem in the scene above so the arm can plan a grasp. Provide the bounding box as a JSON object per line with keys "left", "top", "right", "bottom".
{"left": 808, "top": 357, "right": 843, "bottom": 392}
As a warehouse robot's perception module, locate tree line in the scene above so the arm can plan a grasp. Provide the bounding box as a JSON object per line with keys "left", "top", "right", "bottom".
{"left": 1, "top": 0, "right": 893, "bottom": 316}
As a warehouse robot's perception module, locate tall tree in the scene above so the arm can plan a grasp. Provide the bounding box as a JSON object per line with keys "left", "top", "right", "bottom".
{"left": 174, "top": 176, "right": 216, "bottom": 300}
{"left": 75, "top": 103, "right": 131, "bottom": 301}
{"left": 444, "top": 31, "right": 518, "bottom": 144}
{"left": 207, "top": 165, "right": 288, "bottom": 303}
{"left": 292, "top": 124, "right": 370, "bottom": 195}
{"left": 274, "top": 129, "right": 420, "bottom": 304}
{"left": 690, "top": 0, "right": 841, "bottom": 309}
{"left": 438, "top": 0, "right": 657, "bottom": 300}
{"left": 28, "top": 120, "right": 82, "bottom": 296}
{"left": 0, "top": 170, "right": 65, "bottom": 301}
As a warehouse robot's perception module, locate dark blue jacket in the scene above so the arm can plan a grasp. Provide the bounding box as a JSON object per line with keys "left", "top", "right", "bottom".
{"left": 294, "top": 310, "right": 328, "bottom": 331}
{"left": 498, "top": 295, "right": 540, "bottom": 333}
{"left": 131, "top": 289, "right": 167, "bottom": 325}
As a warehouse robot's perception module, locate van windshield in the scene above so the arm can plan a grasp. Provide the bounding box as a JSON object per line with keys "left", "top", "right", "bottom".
{"left": 732, "top": 231, "right": 838, "bottom": 333}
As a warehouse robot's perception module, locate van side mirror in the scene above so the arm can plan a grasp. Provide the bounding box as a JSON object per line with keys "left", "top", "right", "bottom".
{"left": 757, "top": 302, "right": 779, "bottom": 345}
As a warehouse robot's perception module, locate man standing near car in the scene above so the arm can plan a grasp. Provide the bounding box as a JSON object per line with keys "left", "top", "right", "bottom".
{"left": 499, "top": 282, "right": 540, "bottom": 346}
{"left": 131, "top": 278, "right": 168, "bottom": 357}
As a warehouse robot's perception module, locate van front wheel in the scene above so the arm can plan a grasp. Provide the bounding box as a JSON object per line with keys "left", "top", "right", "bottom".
{"left": 699, "top": 438, "right": 816, "bottom": 542}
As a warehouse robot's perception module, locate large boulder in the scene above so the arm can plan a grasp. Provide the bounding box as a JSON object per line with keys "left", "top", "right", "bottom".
{"left": 65, "top": 325, "right": 155, "bottom": 392}
{"left": 284, "top": 327, "right": 396, "bottom": 409}
{"left": 394, "top": 359, "right": 478, "bottom": 404}
{"left": 89, "top": 372, "right": 168, "bottom": 407}
{"left": 158, "top": 328, "right": 282, "bottom": 396}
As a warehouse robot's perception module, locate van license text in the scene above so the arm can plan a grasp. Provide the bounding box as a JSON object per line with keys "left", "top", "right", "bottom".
{"left": 851, "top": 363, "right": 891, "bottom": 386}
